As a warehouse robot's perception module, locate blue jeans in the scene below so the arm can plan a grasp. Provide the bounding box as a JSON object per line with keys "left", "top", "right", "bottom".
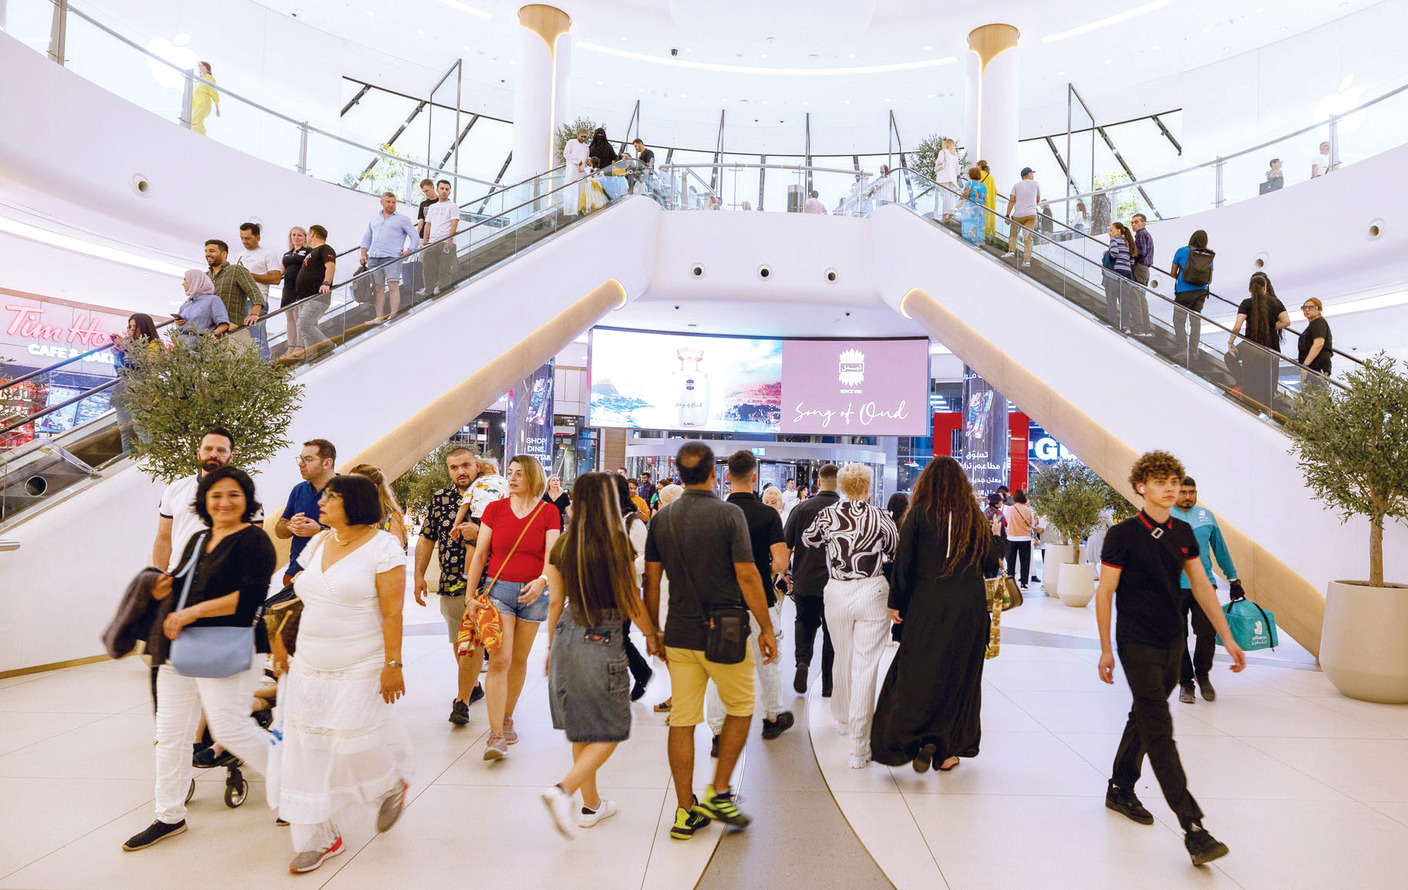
{"left": 483, "top": 578, "right": 549, "bottom": 623}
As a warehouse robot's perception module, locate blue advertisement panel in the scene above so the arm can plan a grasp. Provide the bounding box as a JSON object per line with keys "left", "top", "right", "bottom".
{"left": 505, "top": 361, "right": 555, "bottom": 467}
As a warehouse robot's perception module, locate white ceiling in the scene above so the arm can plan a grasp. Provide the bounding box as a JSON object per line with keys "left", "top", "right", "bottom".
{"left": 254, "top": 0, "right": 1382, "bottom": 151}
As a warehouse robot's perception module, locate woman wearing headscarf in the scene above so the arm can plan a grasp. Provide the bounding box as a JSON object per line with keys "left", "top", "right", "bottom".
{"left": 589, "top": 128, "right": 623, "bottom": 201}
{"left": 172, "top": 270, "right": 230, "bottom": 340}
{"left": 977, "top": 161, "right": 998, "bottom": 242}
{"left": 1228, "top": 273, "right": 1290, "bottom": 411}
{"left": 871, "top": 457, "right": 1000, "bottom": 774}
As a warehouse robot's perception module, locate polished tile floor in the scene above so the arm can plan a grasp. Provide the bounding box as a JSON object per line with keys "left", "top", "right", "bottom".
{"left": 3, "top": 588, "right": 1405, "bottom": 889}
{"left": 812, "top": 595, "right": 1408, "bottom": 890}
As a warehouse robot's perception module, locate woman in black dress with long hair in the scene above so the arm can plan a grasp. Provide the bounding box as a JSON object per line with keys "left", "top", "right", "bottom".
{"left": 871, "top": 456, "right": 1000, "bottom": 773}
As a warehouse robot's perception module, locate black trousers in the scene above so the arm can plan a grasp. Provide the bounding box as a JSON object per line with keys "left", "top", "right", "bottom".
{"left": 622, "top": 621, "right": 650, "bottom": 684}
{"left": 1180, "top": 591, "right": 1216, "bottom": 688}
{"left": 1005, "top": 540, "right": 1032, "bottom": 585}
{"left": 793, "top": 595, "right": 834, "bottom": 682}
{"left": 1111, "top": 642, "right": 1204, "bottom": 831}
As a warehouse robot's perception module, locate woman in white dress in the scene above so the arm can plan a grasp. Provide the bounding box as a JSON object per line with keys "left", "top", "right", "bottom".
{"left": 935, "top": 138, "right": 960, "bottom": 222}
{"left": 271, "top": 474, "right": 413, "bottom": 874}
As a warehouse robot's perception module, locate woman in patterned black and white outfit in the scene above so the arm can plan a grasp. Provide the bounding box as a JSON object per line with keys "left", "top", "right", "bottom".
{"left": 802, "top": 463, "right": 898, "bottom": 768}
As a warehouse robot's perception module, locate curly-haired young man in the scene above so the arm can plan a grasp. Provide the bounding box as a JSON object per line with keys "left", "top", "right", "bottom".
{"left": 1095, "top": 450, "right": 1246, "bottom": 867}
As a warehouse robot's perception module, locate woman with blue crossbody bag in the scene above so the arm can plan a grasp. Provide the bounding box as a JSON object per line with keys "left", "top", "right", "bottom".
{"left": 123, "top": 466, "right": 276, "bottom": 853}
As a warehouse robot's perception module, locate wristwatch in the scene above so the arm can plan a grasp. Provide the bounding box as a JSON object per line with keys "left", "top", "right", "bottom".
{"left": 385, "top": 661, "right": 403, "bottom": 669}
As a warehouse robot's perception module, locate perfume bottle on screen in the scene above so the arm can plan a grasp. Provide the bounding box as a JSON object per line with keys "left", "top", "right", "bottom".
{"left": 674, "top": 347, "right": 710, "bottom": 427}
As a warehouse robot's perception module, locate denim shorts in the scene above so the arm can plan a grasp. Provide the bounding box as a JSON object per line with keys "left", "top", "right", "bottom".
{"left": 365, "top": 254, "right": 403, "bottom": 286}
{"left": 483, "top": 578, "right": 549, "bottom": 623}
{"left": 548, "top": 612, "right": 631, "bottom": 743}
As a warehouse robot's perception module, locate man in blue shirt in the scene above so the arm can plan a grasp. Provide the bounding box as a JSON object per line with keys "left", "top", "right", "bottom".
{"left": 1172, "top": 476, "right": 1240, "bottom": 704}
{"left": 275, "top": 438, "right": 337, "bottom": 584}
{"left": 359, "top": 192, "right": 418, "bottom": 322}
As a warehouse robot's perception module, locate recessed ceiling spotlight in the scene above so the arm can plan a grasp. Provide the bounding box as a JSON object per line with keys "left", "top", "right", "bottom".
{"left": 417, "top": 29, "right": 424, "bottom": 34}
{"left": 680, "top": 93, "right": 687, "bottom": 98}
{"left": 848, "top": 53, "right": 856, "bottom": 58}
{"left": 761, "top": 54, "right": 768, "bottom": 59}
{"left": 844, "top": 99, "right": 851, "bottom": 104}
{"left": 1057, "top": 70, "right": 1066, "bottom": 75}
{"left": 885, "top": 97, "right": 892, "bottom": 102}
{"left": 926, "top": 93, "right": 934, "bottom": 98}
{"left": 620, "top": 36, "right": 628, "bottom": 41}
{"left": 924, "top": 45, "right": 932, "bottom": 50}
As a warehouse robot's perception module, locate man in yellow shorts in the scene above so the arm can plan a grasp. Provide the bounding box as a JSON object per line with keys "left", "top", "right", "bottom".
{"left": 644, "top": 442, "right": 778, "bottom": 840}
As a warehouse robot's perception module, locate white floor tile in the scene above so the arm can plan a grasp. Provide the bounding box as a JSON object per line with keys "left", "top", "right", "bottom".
{"left": 1004, "top": 689, "right": 1228, "bottom": 737}
{"left": 0, "top": 777, "right": 153, "bottom": 877}
{"left": 906, "top": 793, "right": 1242, "bottom": 890}
{"left": 0, "top": 712, "right": 108, "bottom": 757}
{"left": 1242, "top": 736, "right": 1408, "bottom": 801}
{"left": 1301, "top": 695, "right": 1408, "bottom": 738}
{"left": 1187, "top": 695, "right": 1397, "bottom": 740}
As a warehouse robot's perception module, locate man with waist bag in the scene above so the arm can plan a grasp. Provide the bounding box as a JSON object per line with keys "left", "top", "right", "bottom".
{"left": 644, "top": 442, "right": 777, "bottom": 842}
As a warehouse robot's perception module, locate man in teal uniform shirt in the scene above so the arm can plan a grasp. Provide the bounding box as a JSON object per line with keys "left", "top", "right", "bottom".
{"left": 1172, "top": 476, "right": 1241, "bottom": 703}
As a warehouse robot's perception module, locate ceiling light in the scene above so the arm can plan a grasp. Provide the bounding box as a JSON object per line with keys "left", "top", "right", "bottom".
{"left": 848, "top": 53, "right": 856, "bottom": 58}
{"left": 1043, "top": 0, "right": 1179, "bottom": 44}
{"left": 0, "top": 216, "right": 184, "bottom": 277}
{"left": 679, "top": 93, "right": 687, "bottom": 98}
{"left": 1322, "top": 290, "right": 1408, "bottom": 317}
{"left": 417, "top": 29, "right": 424, "bottom": 35}
{"left": 577, "top": 43, "right": 956, "bottom": 75}
{"left": 366, "top": 10, "right": 374, "bottom": 15}
{"left": 760, "top": 54, "right": 768, "bottom": 59}
{"left": 173, "top": 33, "right": 190, "bottom": 46}
{"left": 924, "top": 45, "right": 932, "bottom": 50}
{"left": 435, "top": 0, "right": 491, "bottom": 19}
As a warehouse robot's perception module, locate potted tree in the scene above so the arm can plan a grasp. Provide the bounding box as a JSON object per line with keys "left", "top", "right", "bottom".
{"left": 1027, "top": 461, "right": 1108, "bottom": 607}
{"left": 1286, "top": 353, "right": 1408, "bottom": 703}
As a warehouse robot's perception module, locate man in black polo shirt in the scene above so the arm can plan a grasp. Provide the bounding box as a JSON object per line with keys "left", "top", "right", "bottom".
{"left": 785, "top": 463, "right": 840, "bottom": 695}
{"left": 1097, "top": 450, "right": 1246, "bottom": 867}
{"left": 703, "top": 450, "right": 793, "bottom": 744}
{"left": 644, "top": 442, "right": 777, "bottom": 841}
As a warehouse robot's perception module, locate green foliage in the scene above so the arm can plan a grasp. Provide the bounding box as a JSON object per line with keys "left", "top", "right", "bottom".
{"left": 342, "top": 143, "right": 424, "bottom": 198}
{"left": 1092, "top": 171, "right": 1143, "bottom": 223}
{"left": 1027, "top": 460, "right": 1112, "bottom": 561}
{"left": 911, "top": 134, "right": 970, "bottom": 184}
{"left": 392, "top": 442, "right": 473, "bottom": 517}
{"left": 1285, "top": 353, "right": 1408, "bottom": 586}
{"left": 121, "top": 335, "right": 303, "bottom": 483}
{"left": 555, "top": 115, "right": 605, "bottom": 167}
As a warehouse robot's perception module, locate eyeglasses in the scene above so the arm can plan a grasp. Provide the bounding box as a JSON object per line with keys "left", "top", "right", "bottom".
{"left": 297, "top": 456, "right": 323, "bottom": 464}
{"left": 1301, "top": 305, "right": 1317, "bottom": 311}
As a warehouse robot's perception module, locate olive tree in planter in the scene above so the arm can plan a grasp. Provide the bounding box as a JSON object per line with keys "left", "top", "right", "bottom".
{"left": 1028, "top": 460, "right": 1110, "bottom": 606}
{"left": 121, "top": 335, "right": 303, "bottom": 482}
{"left": 1285, "top": 353, "right": 1408, "bottom": 702}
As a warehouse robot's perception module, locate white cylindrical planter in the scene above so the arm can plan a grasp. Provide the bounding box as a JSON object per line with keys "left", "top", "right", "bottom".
{"left": 1058, "top": 562, "right": 1095, "bottom": 607}
{"left": 1320, "top": 579, "right": 1408, "bottom": 703}
{"left": 1042, "top": 544, "right": 1074, "bottom": 595}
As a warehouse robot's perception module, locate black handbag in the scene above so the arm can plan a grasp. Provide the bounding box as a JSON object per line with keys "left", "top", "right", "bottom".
{"left": 665, "top": 504, "right": 751, "bottom": 665}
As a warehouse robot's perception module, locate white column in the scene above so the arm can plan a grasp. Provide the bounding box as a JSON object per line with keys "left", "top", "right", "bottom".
{"left": 511, "top": 4, "right": 571, "bottom": 180}
{"left": 964, "top": 24, "right": 1020, "bottom": 196}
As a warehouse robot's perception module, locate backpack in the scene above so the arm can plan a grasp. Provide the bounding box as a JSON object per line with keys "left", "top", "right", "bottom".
{"left": 1181, "top": 247, "right": 1215, "bottom": 287}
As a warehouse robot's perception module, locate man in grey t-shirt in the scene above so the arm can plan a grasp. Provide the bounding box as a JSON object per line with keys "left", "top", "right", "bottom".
{"left": 1003, "top": 166, "right": 1042, "bottom": 267}
{"left": 644, "top": 442, "right": 777, "bottom": 840}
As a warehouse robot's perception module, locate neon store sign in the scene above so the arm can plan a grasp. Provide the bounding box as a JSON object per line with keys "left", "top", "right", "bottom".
{"left": 5, "top": 304, "right": 121, "bottom": 364}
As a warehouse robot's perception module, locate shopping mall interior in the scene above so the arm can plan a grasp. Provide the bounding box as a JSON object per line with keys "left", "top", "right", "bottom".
{"left": 2, "top": 0, "right": 1408, "bottom": 887}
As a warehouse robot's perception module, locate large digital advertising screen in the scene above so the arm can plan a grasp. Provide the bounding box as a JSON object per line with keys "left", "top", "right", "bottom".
{"left": 588, "top": 329, "right": 928, "bottom": 436}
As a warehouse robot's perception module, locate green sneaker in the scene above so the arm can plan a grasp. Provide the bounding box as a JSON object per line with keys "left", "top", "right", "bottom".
{"left": 669, "top": 800, "right": 711, "bottom": 840}
{"left": 693, "top": 785, "right": 751, "bottom": 828}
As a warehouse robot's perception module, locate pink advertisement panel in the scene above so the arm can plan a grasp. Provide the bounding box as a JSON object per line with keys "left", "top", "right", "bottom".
{"left": 780, "top": 338, "right": 929, "bottom": 435}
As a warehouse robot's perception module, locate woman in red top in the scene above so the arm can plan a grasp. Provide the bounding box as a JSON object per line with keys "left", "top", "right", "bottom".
{"left": 464, "top": 455, "right": 560, "bottom": 759}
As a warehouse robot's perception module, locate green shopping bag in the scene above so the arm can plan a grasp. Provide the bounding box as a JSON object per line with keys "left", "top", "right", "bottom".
{"left": 1216, "top": 590, "right": 1278, "bottom": 651}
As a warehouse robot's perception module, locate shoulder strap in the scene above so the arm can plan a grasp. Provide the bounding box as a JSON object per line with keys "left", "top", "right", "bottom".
{"left": 487, "top": 501, "right": 545, "bottom": 588}
{"left": 173, "top": 532, "right": 209, "bottom": 611}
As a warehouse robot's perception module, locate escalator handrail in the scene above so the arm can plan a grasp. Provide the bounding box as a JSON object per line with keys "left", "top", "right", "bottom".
{"left": 0, "top": 166, "right": 573, "bottom": 394}
{"left": 898, "top": 168, "right": 1367, "bottom": 372}
{"left": 1, "top": 170, "right": 596, "bottom": 438}
{"left": 889, "top": 170, "right": 1349, "bottom": 391}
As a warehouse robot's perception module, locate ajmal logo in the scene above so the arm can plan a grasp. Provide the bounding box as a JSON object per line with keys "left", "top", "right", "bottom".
{"left": 838, "top": 348, "right": 866, "bottom": 386}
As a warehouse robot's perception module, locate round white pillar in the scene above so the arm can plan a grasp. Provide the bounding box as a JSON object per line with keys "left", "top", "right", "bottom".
{"left": 964, "top": 24, "right": 1021, "bottom": 195}
{"left": 511, "top": 4, "right": 571, "bottom": 179}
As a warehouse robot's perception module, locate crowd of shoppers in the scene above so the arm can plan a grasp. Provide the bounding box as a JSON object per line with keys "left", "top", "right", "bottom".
{"left": 113, "top": 429, "right": 1258, "bottom": 870}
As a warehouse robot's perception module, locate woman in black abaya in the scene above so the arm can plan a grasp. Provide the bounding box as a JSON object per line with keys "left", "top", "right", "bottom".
{"left": 871, "top": 457, "right": 1000, "bottom": 773}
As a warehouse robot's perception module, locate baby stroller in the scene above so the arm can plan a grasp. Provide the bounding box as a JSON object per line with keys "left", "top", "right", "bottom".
{"left": 185, "top": 667, "right": 278, "bottom": 809}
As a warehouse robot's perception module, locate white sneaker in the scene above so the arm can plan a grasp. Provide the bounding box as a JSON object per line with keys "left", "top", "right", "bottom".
{"left": 848, "top": 753, "right": 872, "bottom": 769}
{"left": 579, "top": 798, "right": 618, "bottom": 828}
{"left": 1001, "top": 252, "right": 1016, "bottom": 259}
{"left": 541, "top": 785, "right": 577, "bottom": 839}
{"left": 1020, "top": 261, "right": 1032, "bottom": 267}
